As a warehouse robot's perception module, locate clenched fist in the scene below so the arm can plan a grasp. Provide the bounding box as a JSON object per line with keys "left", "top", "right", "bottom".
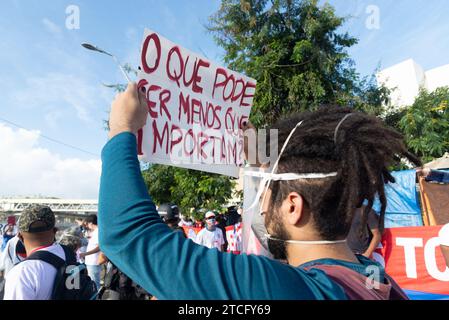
{"left": 108, "top": 83, "right": 147, "bottom": 139}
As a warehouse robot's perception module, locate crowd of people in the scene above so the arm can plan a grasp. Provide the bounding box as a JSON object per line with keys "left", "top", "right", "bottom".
{"left": 0, "top": 203, "right": 245, "bottom": 300}
{"left": 0, "top": 209, "right": 152, "bottom": 300}
{"left": 167, "top": 205, "right": 243, "bottom": 254}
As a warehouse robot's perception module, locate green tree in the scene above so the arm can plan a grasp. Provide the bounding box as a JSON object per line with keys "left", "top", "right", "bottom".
{"left": 399, "top": 87, "right": 449, "bottom": 163}
{"left": 208, "top": 0, "right": 389, "bottom": 126}
{"left": 142, "top": 164, "right": 236, "bottom": 215}
{"left": 141, "top": 164, "right": 177, "bottom": 205}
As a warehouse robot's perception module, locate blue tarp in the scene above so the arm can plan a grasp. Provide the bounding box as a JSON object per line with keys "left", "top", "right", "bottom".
{"left": 383, "top": 213, "right": 423, "bottom": 228}
{"left": 372, "top": 169, "right": 421, "bottom": 215}
{"left": 371, "top": 169, "right": 423, "bottom": 227}
{"left": 404, "top": 289, "right": 449, "bottom": 300}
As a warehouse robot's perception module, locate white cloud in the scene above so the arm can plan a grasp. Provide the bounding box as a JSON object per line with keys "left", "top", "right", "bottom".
{"left": 13, "top": 72, "right": 110, "bottom": 124}
{"left": 0, "top": 123, "right": 101, "bottom": 199}
{"left": 42, "top": 18, "right": 62, "bottom": 37}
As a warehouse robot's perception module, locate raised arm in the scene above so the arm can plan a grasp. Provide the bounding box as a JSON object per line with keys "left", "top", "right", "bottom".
{"left": 98, "top": 83, "right": 324, "bottom": 300}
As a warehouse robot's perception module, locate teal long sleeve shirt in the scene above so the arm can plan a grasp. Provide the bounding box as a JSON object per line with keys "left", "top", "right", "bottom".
{"left": 98, "top": 132, "right": 383, "bottom": 300}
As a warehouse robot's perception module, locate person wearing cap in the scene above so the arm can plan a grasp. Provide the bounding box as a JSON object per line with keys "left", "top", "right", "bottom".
{"left": 159, "top": 204, "right": 185, "bottom": 236}
{"left": 59, "top": 233, "right": 82, "bottom": 262}
{"left": 194, "top": 212, "right": 225, "bottom": 252}
{"left": 3, "top": 206, "right": 66, "bottom": 300}
{"left": 160, "top": 204, "right": 180, "bottom": 230}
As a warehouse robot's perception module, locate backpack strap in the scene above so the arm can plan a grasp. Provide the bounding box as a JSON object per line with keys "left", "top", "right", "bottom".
{"left": 383, "top": 272, "right": 409, "bottom": 300}
{"left": 25, "top": 244, "right": 76, "bottom": 268}
{"left": 26, "top": 250, "right": 65, "bottom": 270}
{"left": 303, "top": 263, "right": 409, "bottom": 300}
{"left": 59, "top": 244, "right": 77, "bottom": 265}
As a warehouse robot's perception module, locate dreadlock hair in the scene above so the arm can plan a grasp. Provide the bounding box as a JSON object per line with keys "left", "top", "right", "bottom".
{"left": 267, "top": 105, "right": 421, "bottom": 240}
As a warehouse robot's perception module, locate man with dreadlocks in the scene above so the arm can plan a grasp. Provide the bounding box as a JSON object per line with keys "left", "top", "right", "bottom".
{"left": 98, "top": 83, "right": 421, "bottom": 300}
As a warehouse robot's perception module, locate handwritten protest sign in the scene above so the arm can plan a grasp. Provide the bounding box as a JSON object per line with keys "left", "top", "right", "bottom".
{"left": 137, "top": 29, "right": 256, "bottom": 177}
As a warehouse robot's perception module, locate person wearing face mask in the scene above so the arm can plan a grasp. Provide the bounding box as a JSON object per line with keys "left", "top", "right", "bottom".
{"left": 194, "top": 212, "right": 225, "bottom": 252}
{"left": 98, "top": 83, "right": 422, "bottom": 300}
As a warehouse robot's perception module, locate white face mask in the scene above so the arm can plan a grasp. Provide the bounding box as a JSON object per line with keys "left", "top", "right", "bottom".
{"left": 241, "top": 120, "right": 346, "bottom": 257}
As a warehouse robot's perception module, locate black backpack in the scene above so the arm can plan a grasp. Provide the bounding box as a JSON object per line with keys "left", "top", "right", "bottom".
{"left": 98, "top": 263, "right": 151, "bottom": 300}
{"left": 26, "top": 244, "right": 98, "bottom": 300}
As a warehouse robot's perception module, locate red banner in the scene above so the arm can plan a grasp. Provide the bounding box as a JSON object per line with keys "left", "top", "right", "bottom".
{"left": 375, "top": 226, "right": 449, "bottom": 295}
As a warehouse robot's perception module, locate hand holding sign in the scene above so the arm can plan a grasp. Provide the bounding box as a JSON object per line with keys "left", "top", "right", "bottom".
{"left": 137, "top": 29, "right": 256, "bottom": 177}
{"left": 109, "top": 83, "right": 148, "bottom": 139}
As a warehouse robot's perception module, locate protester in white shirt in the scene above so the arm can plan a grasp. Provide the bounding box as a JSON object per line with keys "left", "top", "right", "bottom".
{"left": 74, "top": 219, "right": 89, "bottom": 263}
{"left": 3, "top": 206, "right": 66, "bottom": 300}
{"left": 195, "top": 211, "right": 225, "bottom": 251}
{"left": 186, "top": 228, "right": 197, "bottom": 242}
{"left": 0, "top": 235, "right": 26, "bottom": 275}
{"left": 79, "top": 214, "right": 101, "bottom": 290}
{"left": 0, "top": 235, "right": 26, "bottom": 299}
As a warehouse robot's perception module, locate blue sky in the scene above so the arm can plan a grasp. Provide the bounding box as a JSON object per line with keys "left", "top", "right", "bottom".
{"left": 0, "top": 0, "right": 448, "bottom": 198}
{"left": 328, "top": 0, "right": 449, "bottom": 75}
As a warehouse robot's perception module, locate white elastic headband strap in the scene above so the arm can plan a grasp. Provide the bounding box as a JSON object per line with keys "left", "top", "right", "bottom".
{"left": 333, "top": 113, "right": 354, "bottom": 143}
{"left": 259, "top": 120, "right": 304, "bottom": 211}
{"left": 244, "top": 171, "right": 338, "bottom": 180}
{"left": 270, "top": 120, "right": 304, "bottom": 175}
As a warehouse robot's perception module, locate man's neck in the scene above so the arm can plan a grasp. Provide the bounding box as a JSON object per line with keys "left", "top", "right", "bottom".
{"left": 286, "top": 242, "right": 359, "bottom": 267}
{"left": 25, "top": 240, "right": 55, "bottom": 256}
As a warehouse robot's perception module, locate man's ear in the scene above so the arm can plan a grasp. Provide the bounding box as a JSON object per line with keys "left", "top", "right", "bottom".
{"left": 283, "top": 192, "right": 304, "bottom": 226}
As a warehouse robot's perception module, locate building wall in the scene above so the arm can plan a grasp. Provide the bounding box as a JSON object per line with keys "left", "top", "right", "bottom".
{"left": 426, "top": 64, "right": 449, "bottom": 92}
{"left": 376, "top": 59, "right": 449, "bottom": 110}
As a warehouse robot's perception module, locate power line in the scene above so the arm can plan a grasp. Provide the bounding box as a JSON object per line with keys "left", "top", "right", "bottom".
{"left": 0, "top": 117, "right": 100, "bottom": 157}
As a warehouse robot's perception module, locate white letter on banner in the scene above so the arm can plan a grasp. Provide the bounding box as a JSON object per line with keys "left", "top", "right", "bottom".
{"left": 396, "top": 237, "right": 423, "bottom": 279}
{"left": 424, "top": 237, "right": 449, "bottom": 281}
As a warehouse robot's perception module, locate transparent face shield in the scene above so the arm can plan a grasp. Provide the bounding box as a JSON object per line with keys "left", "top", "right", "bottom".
{"left": 241, "top": 120, "right": 347, "bottom": 257}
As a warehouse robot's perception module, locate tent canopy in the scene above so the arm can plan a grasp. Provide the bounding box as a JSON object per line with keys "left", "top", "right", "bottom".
{"left": 424, "top": 152, "right": 449, "bottom": 170}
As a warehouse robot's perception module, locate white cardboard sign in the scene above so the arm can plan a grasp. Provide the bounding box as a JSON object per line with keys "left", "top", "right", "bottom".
{"left": 137, "top": 29, "right": 256, "bottom": 177}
